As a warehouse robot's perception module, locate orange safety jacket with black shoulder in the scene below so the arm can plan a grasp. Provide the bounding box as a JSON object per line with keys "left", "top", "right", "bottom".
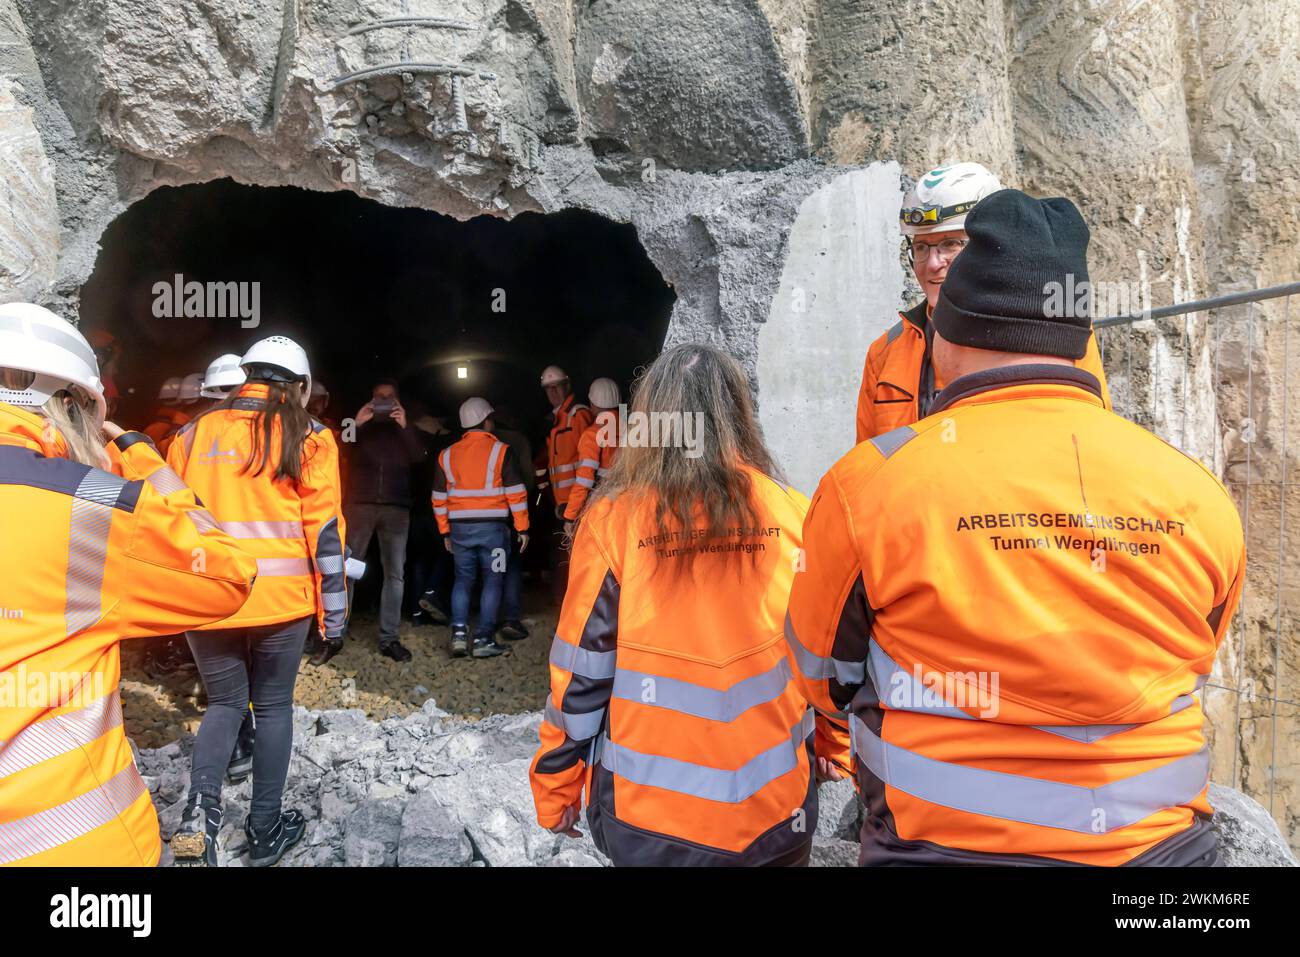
{"left": 166, "top": 384, "right": 349, "bottom": 638}
{"left": 530, "top": 467, "right": 823, "bottom": 866}
{"left": 546, "top": 394, "right": 594, "bottom": 507}
{"left": 789, "top": 364, "right": 1245, "bottom": 866}
{"left": 143, "top": 406, "right": 192, "bottom": 456}
{"left": 0, "top": 404, "right": 257, "bottom": 865}
{"left": 432, "top": 429, "right": 530, "bottom": 536}
{"left": 562, "top": 411, "right": 621, "bottom": 521}
{"left": 855, "top": 300, "right": 1112, "bottom": 442}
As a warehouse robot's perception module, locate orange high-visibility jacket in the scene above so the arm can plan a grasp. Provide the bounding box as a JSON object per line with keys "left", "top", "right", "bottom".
{"left": 0, "top": 404, "right": 257, "bottom": 866}
{"left": 432, "top": 429, "right": 530, "bottom": 536}
{"left": 531, "top": 468, "right": 821, "bottom": 866}
{"left": 546, "top": 394, "right": 594, "bottom": 506}
{"left": 789, "top": 364, "right": 1245, "bottom": 866}
{"left": 855, "top": 300, "right": 1112, "bottom": 442}
{"left": 143, "top": 406, "right": 191, "bottom": 456}
{"left": 562, "top": 411, "right": 621, "bottom": 521}
{"left": 166, "top": 385, "right": 349, "bottom": 638}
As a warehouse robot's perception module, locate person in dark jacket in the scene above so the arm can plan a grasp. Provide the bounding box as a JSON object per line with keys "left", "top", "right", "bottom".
{"left": 338, "top": 379, "right": 427, "bottom": 662}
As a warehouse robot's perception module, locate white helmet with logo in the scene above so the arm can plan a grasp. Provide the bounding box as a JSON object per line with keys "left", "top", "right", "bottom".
{"left": 900, "top": 162, "right": 1002, "bottom": 237}
{"left": 158, "top": 376, "right": 183, "bottom": 402}
{"left": 0, "top": 302, "right": 107, "bottom": 424}
{"left": 539, "top": 365, "right": 569, "bottom": 387}
{"left": 178, "top": 372, "right": 205, "bottom": 402}
{"left": 588, "top": 377, "right": 620, "bottom": 409}
{"left": 201, "top": 353, "right": 246, "bottom": 399}
{"left": 241, "top": 335, "right": 312, "bottom": 407}
{"left": 459, "top": 396, "right": 493, "bottom": 430}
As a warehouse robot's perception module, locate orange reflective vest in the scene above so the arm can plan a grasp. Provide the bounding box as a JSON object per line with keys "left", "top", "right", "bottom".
{"left": 166, "top": 384, "right": 349, "bottom": 637}
{"left": 855, "top": 300, "right": 1112, "bottom": 442}
{"left": 545, "top": 394, "right": 594, "bottom": 506}
{"left": 0, "top": 404, "right": 257, "bottom": 865}
{"left": 431, "top": 429, "right": 529, "bottom": 536}
{"left": 531, "top": 467, "right": 820, "bottom": 865}
{"left": 789, "top": 364, "right": 1245, "bottom": 866}
{"left": 562, "top": 411, "right": 621, "bottom": 521}
{"left": 143, "top": 406, "right": 191, "bottom": 456}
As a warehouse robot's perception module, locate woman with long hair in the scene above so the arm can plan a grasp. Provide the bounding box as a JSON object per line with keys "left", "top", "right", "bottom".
{"left": 0, "top": 303, "right": 256, "bottom": 865}
{"left": 529, "top": 343, "right": 836, "bottom": 866}
{"left": 166, "top": 335, "right": 348, "bottom": 867}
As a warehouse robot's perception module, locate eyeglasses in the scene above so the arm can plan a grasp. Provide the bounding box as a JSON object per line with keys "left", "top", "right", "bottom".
{"left": 906, "top": 237, "right": 968, "bottom": 265}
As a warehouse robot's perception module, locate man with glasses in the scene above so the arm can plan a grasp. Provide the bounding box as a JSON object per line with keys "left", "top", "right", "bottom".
{"left": 856, "top": 163, "right": 1110, "bottom": 443}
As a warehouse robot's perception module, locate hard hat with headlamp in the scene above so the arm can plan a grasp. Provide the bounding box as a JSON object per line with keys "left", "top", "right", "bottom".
{"left": 899, "top": 162, "right": 1002, "bottom": 238}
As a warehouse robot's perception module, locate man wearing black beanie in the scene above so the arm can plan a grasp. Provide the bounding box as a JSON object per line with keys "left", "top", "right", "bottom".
{"left": 787, "top": 188, "right": 1246, "bottom": 867}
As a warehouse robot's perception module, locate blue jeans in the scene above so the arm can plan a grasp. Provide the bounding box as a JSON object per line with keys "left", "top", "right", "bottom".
{"left": 451, "top": 522, "right": 510, "bottom": 638}
{"left": 503, "top": 538, "right": 523, "bottom": 621}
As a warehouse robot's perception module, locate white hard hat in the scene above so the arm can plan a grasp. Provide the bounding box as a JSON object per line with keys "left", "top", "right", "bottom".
{"left": 539, "top": 365, "right": 568, "bottom": 387}
{"left": 158, "top": 376, "right": 183, "bottom": 402}
{"left": 900, "top": 162, "right": 1002, "bottom": 237}
{"left": 178, "top": 372, "right": 205, "bottom": 402}
{"left": 459, "top": 396, "right": 493, "bottom": 430}
{"left": 241, "top": 335, "right": 312, "bottom": 407}
{"left": 588, "top": 377, "right": 620, "bottom": 409}
{"left": 201, "top": 353, "right": 245, "bottom": 399}
{"left": 0, "top": 302, "right": 106, "bottom": 424}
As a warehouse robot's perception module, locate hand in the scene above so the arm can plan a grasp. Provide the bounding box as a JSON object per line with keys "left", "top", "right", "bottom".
{"left": 815, "top": 756, "right": 846, "bottom": 783}
{"left": 443, "top": 537, "right": 453, "bottom": 554}
{"left": 391, "top": 404, "right": 407, "bottom": 428}
{"left": 355, "top": 402, "right": 375, "bottom": 426}
{"left": 517, "top": 532, "right": 529, "bottom": 553}
{"left": 549, "top": 804, "right": 583, "bottom": 838}
{"left": 101, "top": 420, "right": 125, "bottom": 442}
{"left": 555, "top": 504, "right": 566, "bottom": 520}
{"left": 564, "top": 520, "right": 576, "bottom": 538}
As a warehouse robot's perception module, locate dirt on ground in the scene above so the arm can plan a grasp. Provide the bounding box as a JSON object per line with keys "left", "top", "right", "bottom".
{"left": 120, "top": 600, "right": 558, "bottom": 749}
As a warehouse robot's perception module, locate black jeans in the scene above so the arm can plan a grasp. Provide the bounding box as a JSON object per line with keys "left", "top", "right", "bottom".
{"left": 186, "top": 617, "right": 309, "bottom": 827}
{"left": 345, "top": 503, "right": 410, "bottom": 645}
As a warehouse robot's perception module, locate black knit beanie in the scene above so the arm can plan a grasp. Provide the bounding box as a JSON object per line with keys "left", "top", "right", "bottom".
{"left": 930, "top": 188, "right": 1093, "bottom": 359}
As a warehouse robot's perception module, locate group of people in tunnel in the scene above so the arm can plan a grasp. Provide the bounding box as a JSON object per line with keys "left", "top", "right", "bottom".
{"left": 0, "top": 159, "right": 1245, "bottom": 868}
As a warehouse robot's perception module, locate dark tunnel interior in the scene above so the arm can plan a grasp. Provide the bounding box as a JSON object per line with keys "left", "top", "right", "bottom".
{"left": 79, "top": 179, "right": 677, "bottom": 443}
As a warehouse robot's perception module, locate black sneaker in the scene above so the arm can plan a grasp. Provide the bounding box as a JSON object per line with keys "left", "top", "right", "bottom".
{"left": 244, "top": 809, "right": 306, "bottom": 868}
{"left": 227, "top": 714, "right": 255, "bottom": 783}
{"left": 471, "top": 635, "right": 507, "bottom": 659}
{"left": 498, "top": 619, "right": 530, "bottom": 641}
{"left": 450, "top": 626, "right": 469, "bottom": 658}
{"left": 379, "top": 640, "right": 413, "bottom": 662}
{"left": 171, "top": 792, "right": 222, "bottom": 866}
{"left": 308, "top": 636, "right": 344, "bottom": 666}
{"left": 145, "top": 637, "right": 196, "bottom": 680}
{"left": 417, "top": 591, "right": 450, "bottom": 624}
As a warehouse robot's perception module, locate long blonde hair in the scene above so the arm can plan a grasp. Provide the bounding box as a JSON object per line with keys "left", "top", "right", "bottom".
{"left": 1, "top": 367, "right": 108, "bottom": 469}
{"left": 591, "top": 343, "right": 783, "bottom": 579}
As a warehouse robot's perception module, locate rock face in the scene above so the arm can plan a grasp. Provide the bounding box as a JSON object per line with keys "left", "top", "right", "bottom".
{"left": 3, "top": 0, "right": 1298, "bottom": 848}
{"left": 138, "top": 705, "right": 1297, "bottom": 867}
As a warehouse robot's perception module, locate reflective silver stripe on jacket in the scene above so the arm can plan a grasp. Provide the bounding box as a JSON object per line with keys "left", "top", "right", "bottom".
{"left": 219, "top": 520, "right": 305, "bottom": 539}
{"left": 449, "top": 487, "right": 506, "bottom": 498}
{"left": 550, "top": 463, "right": 577, "bottom": 474}
{"left": 146, "top": 466, "right": 221, "bottom": 535}
{"left": 440, "top": 448, "right": 455, "bottom": 486}
{"left": 485, "top": 441, "right": 504, "bottom": 487}
{"left": 575, "top": 476, "right": 595, "bottom": 489}
{"left": 0, "top": 692, "right": 122, "bottom": 779}
{"left": 598, "top": 710, "right": 814, "bottom": 804}
{"left": 554, "top": 478, "right": 575, "bottom": 489}
{"left": 849, "top": 713, "right": 1210, "bottom": 834}
{"left": 0, "top": 762, "right": 148, "bottom": 865}
{"left": 578, "top": 458, "right": 600, "bottom": 470}
{"left": 544, "top": 699, "right": 606, "bottom": 741}
{"left": 549, "top": 638, "right": 616, "bottom": 680}
{"left": 65, "top": 472, "right": 119, "bottom": 637}
{"left": 256, "top": 557, "right": 311, "bottom": 576}
{"left": 783, "top": 613, "right": 866, "bottom": 686}
{"left": 612, "top": 658, "right": 793, "bottom": 724}
{"left": 448, "top": 508, "right": 509, "bottom": 519}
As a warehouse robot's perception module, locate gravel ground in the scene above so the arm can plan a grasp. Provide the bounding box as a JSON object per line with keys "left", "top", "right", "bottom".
{"left": 120, "top": 599, "right": 558, "bottom": 749}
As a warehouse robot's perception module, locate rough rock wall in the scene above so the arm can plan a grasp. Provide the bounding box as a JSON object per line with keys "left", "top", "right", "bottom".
{"left": 1, "top": 0, "right": 1297, "bottom": 845}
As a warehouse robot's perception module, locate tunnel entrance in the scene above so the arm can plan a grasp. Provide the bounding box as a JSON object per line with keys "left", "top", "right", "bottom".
{"left": 80, "top": 179, "right": 675, "bottom": 434}
{"left": 86, "top": 179, "right": 675, "bottom": 728}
